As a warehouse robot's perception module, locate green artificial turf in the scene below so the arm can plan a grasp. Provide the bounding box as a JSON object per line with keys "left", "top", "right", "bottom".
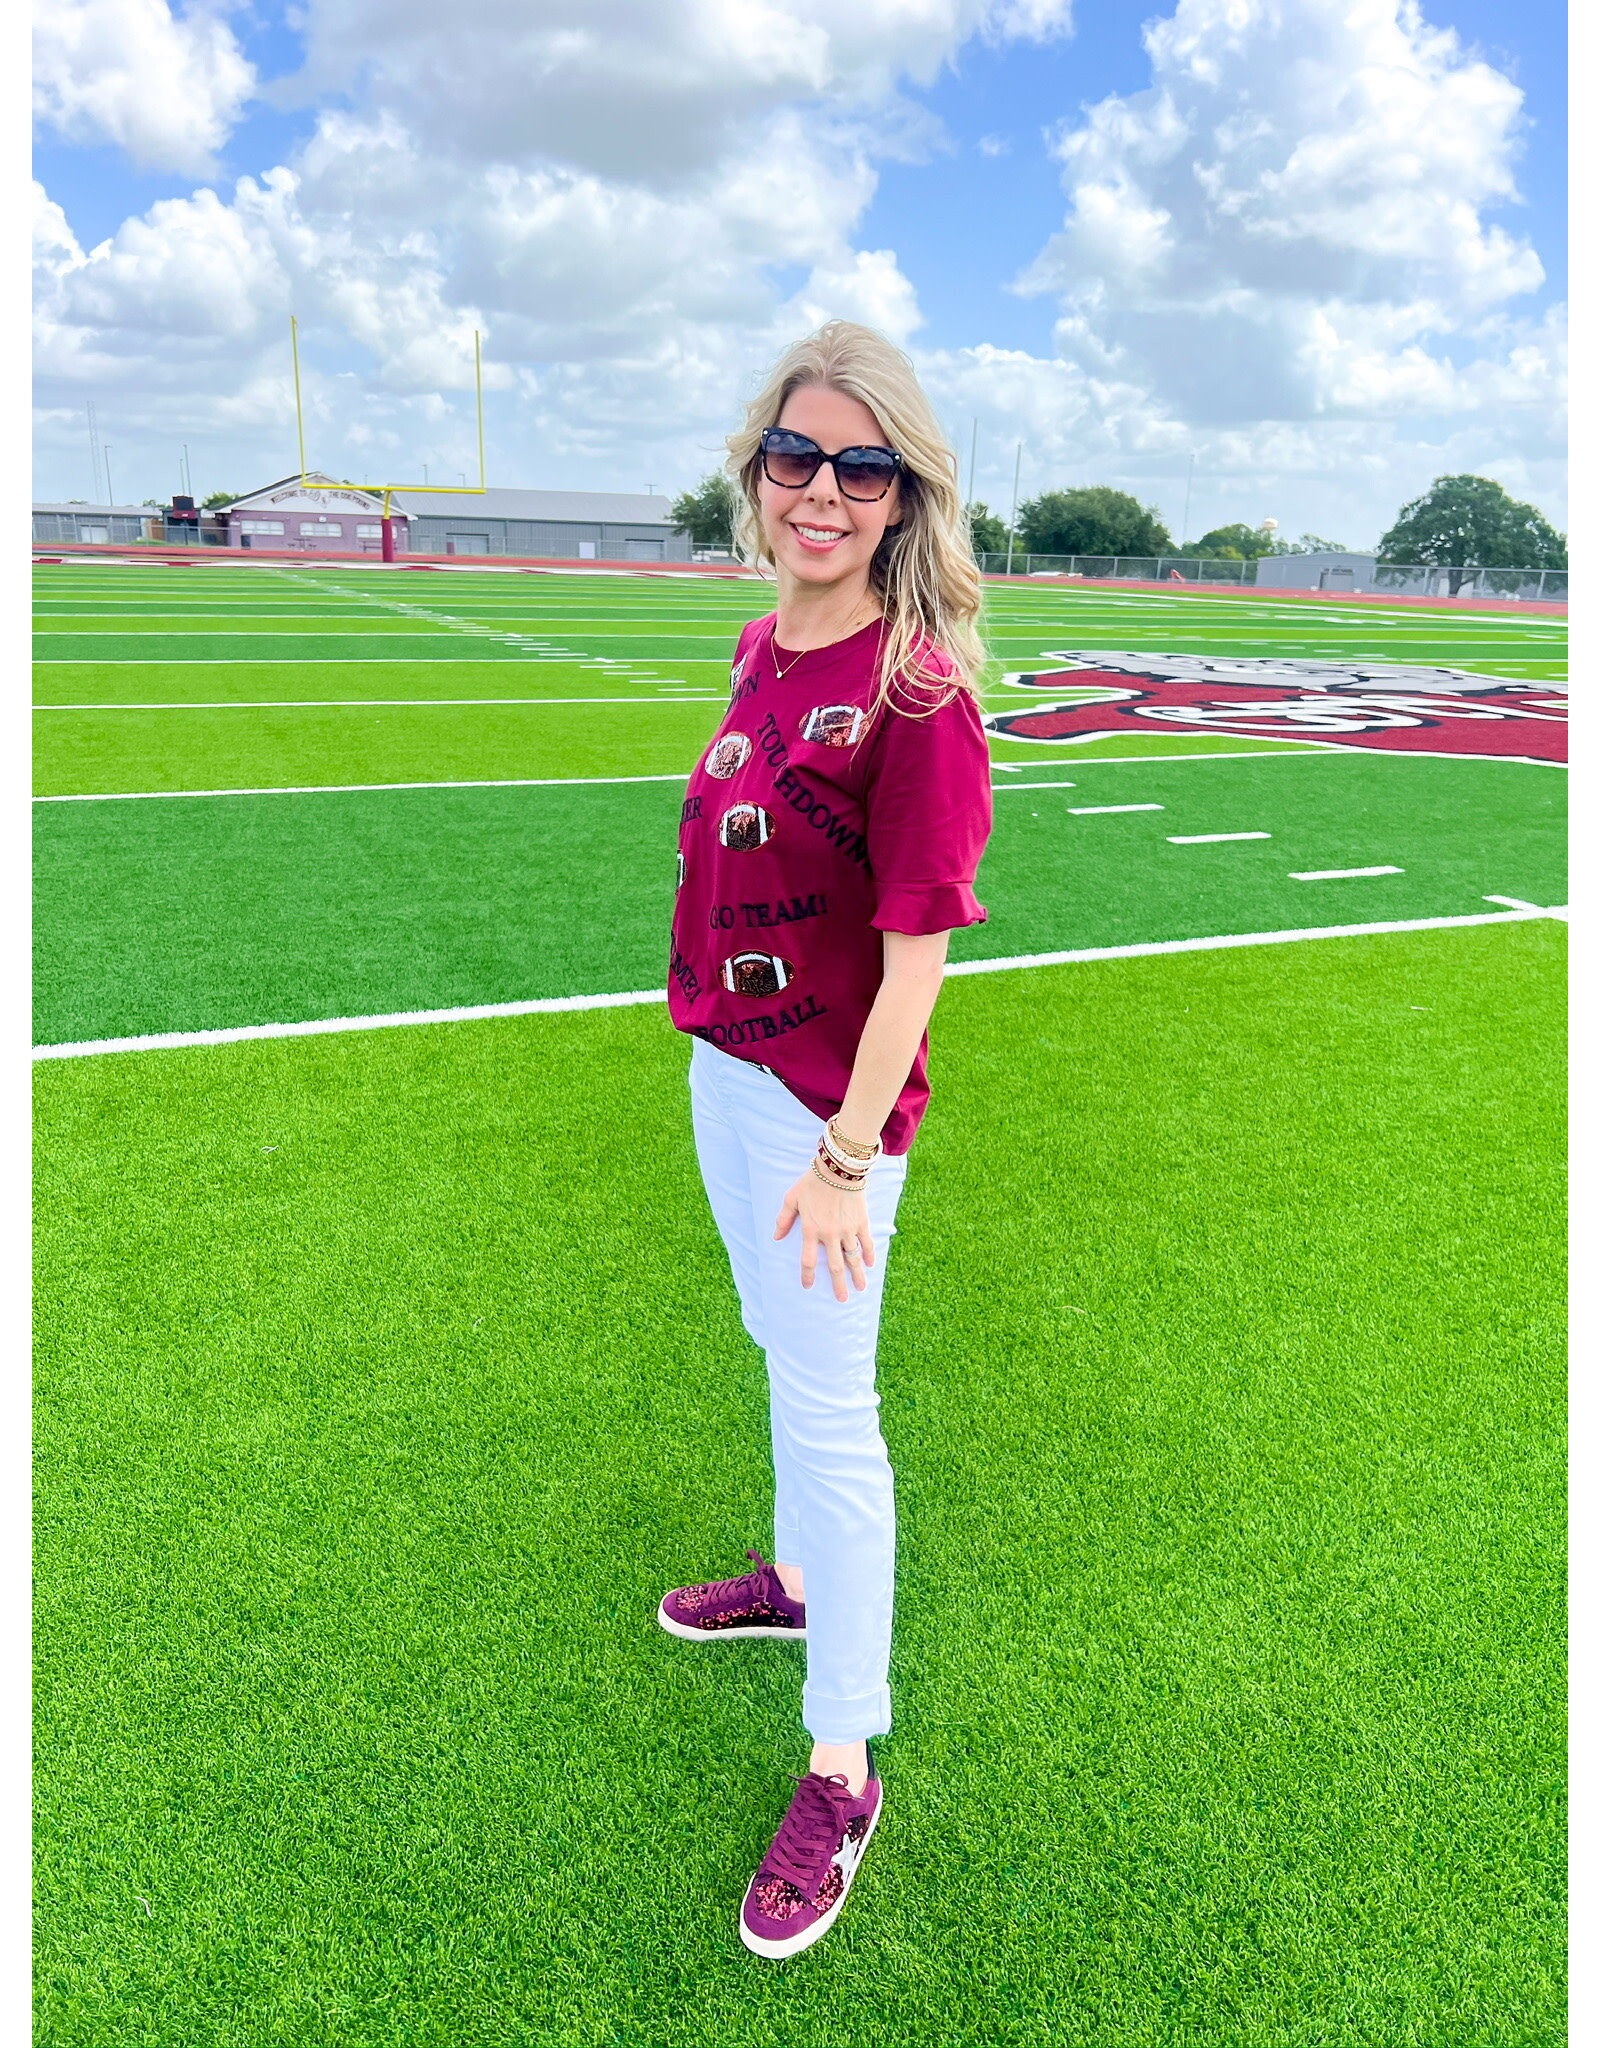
{"left": 32, "top": 699, "right": 729, "bottom": 797}
{"left": 33, "top": 659, "right": 731, "bottom": 710}
{"left": 34, "top": 752, "right": 1566, "bottom": 1046}
{"left": 35, "top": 922, "right": 1566, "bottom": 2046}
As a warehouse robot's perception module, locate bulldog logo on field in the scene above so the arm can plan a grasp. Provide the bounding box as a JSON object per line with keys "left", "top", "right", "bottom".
{"left": 982, "top": 653, "right": 1567, "bottom": 765}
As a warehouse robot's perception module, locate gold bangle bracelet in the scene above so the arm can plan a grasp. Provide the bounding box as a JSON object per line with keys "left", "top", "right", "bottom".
{"left": 826, "top": 1116, "right": 879, "bottom": 1162}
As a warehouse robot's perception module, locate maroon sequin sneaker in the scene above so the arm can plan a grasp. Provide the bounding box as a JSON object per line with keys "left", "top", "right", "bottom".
{"left": 657, "top": 1549, "right": 807, "bottom": 1641}
{"left": 739, "top": 1746, "right": 882, "bottom": 1958}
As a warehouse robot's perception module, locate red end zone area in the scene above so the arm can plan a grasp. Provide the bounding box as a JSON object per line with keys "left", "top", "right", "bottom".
{"left": 985, "top": 656, "right": 1568, "bottom": 766}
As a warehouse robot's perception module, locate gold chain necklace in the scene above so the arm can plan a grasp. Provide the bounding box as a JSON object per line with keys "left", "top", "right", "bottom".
{"left": 770, "top": 607, "right": 874, "bottom": 682}
{"left": 771, "top": 641, "right": 808, "bottom": 681}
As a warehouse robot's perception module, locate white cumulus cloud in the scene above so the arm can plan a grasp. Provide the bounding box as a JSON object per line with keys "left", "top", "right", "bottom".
{"left": 285, "top": 0, "right": 1073, "bottom": 176}
{"left": 1018, "top": 0, "right": 1557, "bottom": 427}
{"left": 33, "top": 0, "right": 256, "bottom": 176}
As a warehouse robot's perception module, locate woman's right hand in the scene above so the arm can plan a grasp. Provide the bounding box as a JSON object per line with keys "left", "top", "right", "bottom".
{"left": 775, "top": 1171, "right": 874, "bottom": 1303}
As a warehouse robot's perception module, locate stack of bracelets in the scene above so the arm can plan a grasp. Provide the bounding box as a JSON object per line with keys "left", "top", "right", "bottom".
{"left": 812, "top": 1115, "right": 882, "bottom": 1193}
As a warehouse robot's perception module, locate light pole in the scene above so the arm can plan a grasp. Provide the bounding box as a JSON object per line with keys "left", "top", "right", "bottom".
{"left": 1004, "top": 441, "right": 1022, "bottom": 576}
{"left": 87, "top": 401, "right": 101, "bottom": 502}
{"left": 104, "top": 446, "right": 114, "bottom": 507}
{"left": 1180, "top": 451, "right": 1195, "bottom": 551}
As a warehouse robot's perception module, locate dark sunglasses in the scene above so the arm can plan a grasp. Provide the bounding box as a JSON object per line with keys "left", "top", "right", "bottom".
{"left": 759, "top": 426, "right": 903, "bottom": 502}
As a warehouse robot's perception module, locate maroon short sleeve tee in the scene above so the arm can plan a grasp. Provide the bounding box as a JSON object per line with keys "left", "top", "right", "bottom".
{"left": 668, "top": 613, "right": 992, "bottom": 1153}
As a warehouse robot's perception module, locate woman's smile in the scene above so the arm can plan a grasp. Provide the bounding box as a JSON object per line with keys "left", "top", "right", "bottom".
{"left": 788, "top": 520, "right": 851, "bottom": 552}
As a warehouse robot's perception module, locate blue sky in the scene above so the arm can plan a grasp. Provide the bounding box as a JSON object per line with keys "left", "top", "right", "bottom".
{"left": 33, "top": 1, "right": 1567, "bottom": 544}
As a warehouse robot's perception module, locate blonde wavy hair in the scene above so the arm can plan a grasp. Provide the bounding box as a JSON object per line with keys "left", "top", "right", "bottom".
{"left": 726, "top": 321, "right": 984, "bottom": 715}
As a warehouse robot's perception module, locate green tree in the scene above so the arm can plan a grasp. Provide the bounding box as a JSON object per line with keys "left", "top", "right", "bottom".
{"left": 1270, "top": 531, "right": 1348, "bottom": 555}
{"left": 1195, "top": 522, "right": 1276, "bottom": 559}
{"left": 1017, "top": 487, "right": 1172, "bottom": 560}
{"left": 966, "top": 501, "right": 1009, "bottom": 557}
{"left": 1377, "top": 475, "right": 1566, "bottom": 590}
{"left": 670, "top": 471, "right": 739, "bottom": 549}
{"left": 202, "top": 490, "right": 240, "bottom": 509}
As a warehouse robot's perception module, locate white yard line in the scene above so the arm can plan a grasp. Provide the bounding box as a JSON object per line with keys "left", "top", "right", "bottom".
{"left": 35, "top": 697, "right": 720, "bottom": 711}
{"left": 984, "top": 748, "right": 1328, "bottom": 767}
{"left": 986, "top": 746, "right": 1340, "bottom": 765}
{"left": 1068, "top": 803, "right": 1165, "bottom": 814}
{"left": 32, "top": 906, "right": 1565, "bottom": 1061}
{"left": 1483, "top": 894, "right": 1567, "bottom": 920}
{"left": 1291, "top": 865, "right": 1405, "bottom": 880}
{"left": 33, "top": 658, "right": 727, "bottom": 666}
{"left": 35, "top": 772, "right": 691, "bottom": 803}
{"left": 35, "top": 630, "right": 475, "bottom": 637}
{"left": 1168, "top": 831, "right": 1272, "bottom": 843}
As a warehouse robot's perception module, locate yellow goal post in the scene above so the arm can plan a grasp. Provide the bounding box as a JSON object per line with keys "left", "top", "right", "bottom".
{"left": 290, "top": 315, "right": 486, "bottom": 559}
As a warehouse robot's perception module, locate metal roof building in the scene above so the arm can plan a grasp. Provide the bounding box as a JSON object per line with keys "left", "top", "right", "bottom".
{"left": 1254, "top": 550, "right": 1379, "bottom": 593}
{"left": 390, "top": 487, "right": 690, "bottom": 561}
{"left": 34, "top": 478, "right": 694, "bottom": 560}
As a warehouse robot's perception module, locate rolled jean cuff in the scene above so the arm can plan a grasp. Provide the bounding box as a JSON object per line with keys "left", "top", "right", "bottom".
{"left": 803, "top": 1683, "right": 891, "bottom": 1745}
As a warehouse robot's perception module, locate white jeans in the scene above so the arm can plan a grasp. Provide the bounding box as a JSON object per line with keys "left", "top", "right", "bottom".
{"left": 688, "top": 1037, "right": 909, "bottom": 1743}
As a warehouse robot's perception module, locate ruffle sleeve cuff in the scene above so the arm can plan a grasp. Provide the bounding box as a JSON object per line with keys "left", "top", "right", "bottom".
{"left": 870, "top": 882, "right": 987, "bottom": 935}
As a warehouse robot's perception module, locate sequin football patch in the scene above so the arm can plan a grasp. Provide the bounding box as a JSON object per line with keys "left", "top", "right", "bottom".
{"left": 706, "top": 732, "right": 753, "bottom": 778}
{"left": 719, "top": 952, "right": 796, "bottom": 999}
{"left": 802, "top": 703, "right": 866, "bottom": 748}
{"left": 717, "top": 803, "right": 774, "bottom": 851}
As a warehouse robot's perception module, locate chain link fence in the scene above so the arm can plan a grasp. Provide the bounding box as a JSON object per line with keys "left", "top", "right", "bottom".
{"left": 975, "top": 553, "right": 1566, "bottom": 600}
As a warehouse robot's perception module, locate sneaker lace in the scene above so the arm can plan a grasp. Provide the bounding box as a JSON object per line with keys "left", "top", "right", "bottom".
{"left": 765, "top": 1771, "right": 853, "bottom": 1894}
{"left": 696, "top": 1548, "right": 772, "bottom": 1607}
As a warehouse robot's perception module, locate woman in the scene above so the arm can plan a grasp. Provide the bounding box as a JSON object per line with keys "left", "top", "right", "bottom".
{"left": 657, "top": 321, "right": 992, "bottom": 1958}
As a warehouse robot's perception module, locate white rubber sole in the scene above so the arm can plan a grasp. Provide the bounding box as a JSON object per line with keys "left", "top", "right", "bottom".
{"left": 738, "top": 1787, "right": 882, "bottom": 1958}
{"left": 656, "top": 1595, "right": 806, "bottom": 1642}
